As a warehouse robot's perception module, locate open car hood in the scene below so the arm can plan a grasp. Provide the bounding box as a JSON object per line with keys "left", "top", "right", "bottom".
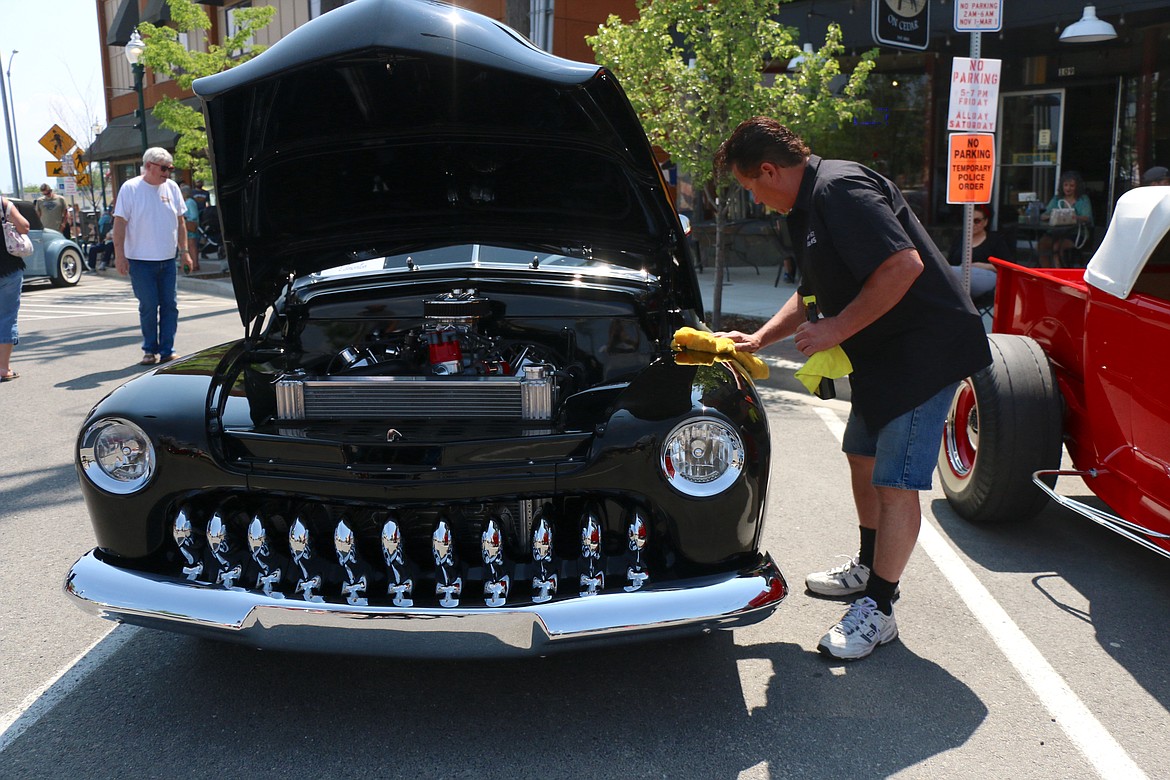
{"left": 193, "top": 0, "right": 691, "bottom": 325}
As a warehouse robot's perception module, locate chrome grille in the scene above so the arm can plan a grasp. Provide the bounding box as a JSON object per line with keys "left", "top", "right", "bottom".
{"left": 276, "top": 368, "right": 554, "bottom": 421}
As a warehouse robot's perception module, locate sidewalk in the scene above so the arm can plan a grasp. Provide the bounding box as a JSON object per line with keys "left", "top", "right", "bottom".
{"left": 695, "top": 265, "right": 793, "bottom": 321}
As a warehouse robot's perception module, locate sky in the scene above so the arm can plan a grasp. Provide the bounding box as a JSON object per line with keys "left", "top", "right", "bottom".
{"left": 1, "top": 0, "right": 107, "bottom": 197}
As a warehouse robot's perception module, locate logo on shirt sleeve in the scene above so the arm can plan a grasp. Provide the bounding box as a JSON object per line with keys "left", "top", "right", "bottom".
{"left": 806, "top": 230, "right": 818, "bottom": 247}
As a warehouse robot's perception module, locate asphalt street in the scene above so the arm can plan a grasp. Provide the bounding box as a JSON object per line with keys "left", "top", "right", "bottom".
{"left": 1, "top": 271, "right": 1168, "bottom": 779}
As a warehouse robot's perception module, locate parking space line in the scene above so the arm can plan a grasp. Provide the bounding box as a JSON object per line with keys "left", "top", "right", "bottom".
{"left": 0, "top": 624, "right": 140, "bottom": 754}
{"left": 810, "top": 404, "right": 1145, "bottom": 780}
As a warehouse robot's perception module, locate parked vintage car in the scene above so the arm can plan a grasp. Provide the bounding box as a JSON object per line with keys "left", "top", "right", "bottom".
{"left": 938, "top": 186, "right": 1170, "bottom": 561}
{"left": 9, "top": 199, "right": 83, "bottom": 287}
{"left": 64, "top": 0, "right": 786, "bottom": 657}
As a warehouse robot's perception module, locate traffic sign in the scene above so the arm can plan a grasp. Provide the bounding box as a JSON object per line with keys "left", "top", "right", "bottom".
{"left": 947, "top": 133, "right": 995, "bottom": 204}
{"left": 947, "top": 57, "right": 1002, "bottom": 132}
{"left": 72, "top": 148, "right": 85, "bottom": 172}
{"left": 76, "top": 173, "right": 92, "bottom": 188}
{"left": 39, "top": 124, "right": 76, "bottom": 157}
{"left": 955, "top": 0, "right": 1002, "bottom": 32}
{"left": 45, "top": 160, "right": 65, "bottom": 177}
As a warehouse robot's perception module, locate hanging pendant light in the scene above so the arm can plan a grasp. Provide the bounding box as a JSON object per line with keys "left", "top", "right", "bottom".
{"left": 1059, "top": 5, "right": 1117, "bottom": 44}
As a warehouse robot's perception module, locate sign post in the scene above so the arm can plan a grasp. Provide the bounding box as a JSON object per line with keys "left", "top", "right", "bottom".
{"left": 946, "top": 7, "right": 1002, "bottom": 298}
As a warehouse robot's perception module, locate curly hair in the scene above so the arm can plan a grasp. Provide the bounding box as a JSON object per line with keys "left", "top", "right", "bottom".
{"left": 1058, "top": 170, "right": 1086, "bottom": 200}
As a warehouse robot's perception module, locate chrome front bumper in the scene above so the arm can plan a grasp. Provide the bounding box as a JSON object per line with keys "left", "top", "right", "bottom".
{"left": 65, "top": 549, "right": 786, "bottom": 657}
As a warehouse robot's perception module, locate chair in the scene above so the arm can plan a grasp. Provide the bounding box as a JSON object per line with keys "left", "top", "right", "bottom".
{"left": 972, "top": 288, "right": 995, "bottom": 331}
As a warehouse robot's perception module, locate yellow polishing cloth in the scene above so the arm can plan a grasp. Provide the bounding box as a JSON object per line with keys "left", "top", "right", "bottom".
{"left": 670, "top": 327, "right": 769, "bottom": 380}
{"left": 794, "top": 346, "right": 853, "bottom": 394}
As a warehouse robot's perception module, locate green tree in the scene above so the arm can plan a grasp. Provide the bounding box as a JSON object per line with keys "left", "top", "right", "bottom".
{"left": 589, "top": 0, "right": 875, "bottom": 328}
{"left": 138, "top": 0, "right": 276, "bottom": 181}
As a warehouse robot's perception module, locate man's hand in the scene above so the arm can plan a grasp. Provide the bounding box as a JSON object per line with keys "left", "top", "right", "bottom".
{"left": 713, "top": 330, "right": 763, "bottom": 353}
{"left": 792, "top": 318, "right": 843, "bottom": 357}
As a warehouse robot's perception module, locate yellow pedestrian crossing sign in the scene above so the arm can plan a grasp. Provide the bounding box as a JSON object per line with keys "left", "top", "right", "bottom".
{"left": 72, "top": 148, "right": 85, "bottom": 172}
{"left": 45, "top": 160, "right": 65, "bottom": 177}
{"left": 76, "top": 173, "right": 92, "bottom": 188}
{"left": 39, "top": 124, "right": 76, "bottom": 157}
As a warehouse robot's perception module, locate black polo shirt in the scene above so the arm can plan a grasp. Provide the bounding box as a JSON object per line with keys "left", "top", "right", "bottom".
{"left": 786, "top": 156, "right": 992, "bottom": 430}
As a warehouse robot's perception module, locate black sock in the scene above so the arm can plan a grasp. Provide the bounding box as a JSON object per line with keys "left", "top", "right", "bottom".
{"left": 858, "top": 527, "right": 877, "bottom": 570}
{"left": 865, "top": 573, "right": 899, "bottom": 615}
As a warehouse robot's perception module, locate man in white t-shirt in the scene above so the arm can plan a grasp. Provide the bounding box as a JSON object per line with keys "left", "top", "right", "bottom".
{"left": 113, "top": 147, "right": 192, "bottom": 365}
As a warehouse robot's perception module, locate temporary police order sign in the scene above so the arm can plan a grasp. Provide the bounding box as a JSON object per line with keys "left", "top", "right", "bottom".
{"left": 947, "top": 57, "right": 1001, "bottom": 132}
{"left": 947, "top": 133, "right": 995, "bottom": 204}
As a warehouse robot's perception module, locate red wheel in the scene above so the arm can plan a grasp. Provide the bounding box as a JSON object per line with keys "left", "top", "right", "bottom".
{"left": 937, "top": 334, "right": 1063, "bottom": 524}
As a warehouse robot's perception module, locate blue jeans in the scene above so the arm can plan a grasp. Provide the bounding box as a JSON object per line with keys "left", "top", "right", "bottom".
{"left": 128, "top": 258, "right": 178, "bottom": 356}
{"left": 0, "top": 268, "right": 22, "bottom": 345}
{"left": 841, "top": 382, "right": 960, "bottom": 491}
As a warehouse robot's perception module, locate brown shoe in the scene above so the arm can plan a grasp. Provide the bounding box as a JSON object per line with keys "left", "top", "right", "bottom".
{"left": 140, "top": 353, "right": 159, "bottom": 365}
{"left": 161, "top": 354, "right": 180, "bottom": 363}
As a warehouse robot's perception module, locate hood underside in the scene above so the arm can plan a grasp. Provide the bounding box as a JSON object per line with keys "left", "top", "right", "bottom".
{"left": 193, "top": 0, "right": 687, "bottom": 324}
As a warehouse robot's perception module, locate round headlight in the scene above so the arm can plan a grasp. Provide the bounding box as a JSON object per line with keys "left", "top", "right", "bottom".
{"left": 661, "top": 417, "right": 745, "bottom": 497}
{"left": 79, "top": 418, "right": 156, "bottom": 494}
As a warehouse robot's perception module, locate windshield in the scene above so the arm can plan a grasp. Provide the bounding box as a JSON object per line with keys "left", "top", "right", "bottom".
{"left": 302, "top": 244, "right": 660, "bottom": 285}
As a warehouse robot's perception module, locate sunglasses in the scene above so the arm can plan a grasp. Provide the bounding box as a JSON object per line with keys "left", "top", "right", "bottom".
{"left": 152, "top": 162, "right": 176, "bottom": 173}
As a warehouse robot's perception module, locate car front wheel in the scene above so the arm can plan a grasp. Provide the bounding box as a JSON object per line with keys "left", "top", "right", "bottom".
{"left": 937, "top": 333, "right": 1064, "bottom": 524}
{"left": 50, "top": 247, "right": 83, "bottom": 287}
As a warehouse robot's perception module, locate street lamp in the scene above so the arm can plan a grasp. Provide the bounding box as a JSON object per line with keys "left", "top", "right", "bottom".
{"left": 0, "top": 53, "right": 17, "bottom": 197}
{"left": 124, "top": 29, "right": 149, "bottom": 155}
{"left": 5, "top": 50, "right": 21, "bottom": 196}
{"left": 92, "top": 122, "right": 108, "bottom": 210}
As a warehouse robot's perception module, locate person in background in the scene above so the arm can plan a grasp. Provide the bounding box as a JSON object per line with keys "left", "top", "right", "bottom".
{"left": 1141, "top": 166, "right": 1170, "bottom": 186}
{"left": 180, "top": 184, "right": 201, "bottom": 274}
{"left": 191, "top": 180, "right": 210, "bottom": 213}
{"left": 1038, "top": 170, "right": 1092, "bottom": 268}
{"left": 1, "top": 195, "right": 31, "bottom": 381}
{"left": 35, "top": 184, "right": 67, "bottom": 234}
{"left": 946, "top": 204, "right": 1010, "bottom": 300}
{"left": 714, "top": 116, "right": 991, "bottom": 661}
{"left": 88, "top": 204, "right": 116, "bottom": 271}
{"left": 113, "top": 147, "right": 192, "bottom": 366}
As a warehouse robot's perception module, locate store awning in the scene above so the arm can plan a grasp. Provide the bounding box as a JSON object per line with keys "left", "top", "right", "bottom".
{"left": 88, "top": 98, "right": 200, "bottom": 162}
{"left": 106, "top": 0, "right": 140, "bottom": 47}
{"left": 141, "top": 0, "right": 172, "bottom": 25}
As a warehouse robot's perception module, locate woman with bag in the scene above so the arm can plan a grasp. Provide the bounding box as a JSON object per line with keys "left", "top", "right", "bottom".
{"left": 1038, "top": 170, "right": 1093, "bottom": 268}
{"left": 1, "top": 195, "right": 31, "bottom": 381}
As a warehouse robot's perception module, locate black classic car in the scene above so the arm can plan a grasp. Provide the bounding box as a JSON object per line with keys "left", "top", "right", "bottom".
{"left": 65, "top": 0, "right": 785, "bottom": 657}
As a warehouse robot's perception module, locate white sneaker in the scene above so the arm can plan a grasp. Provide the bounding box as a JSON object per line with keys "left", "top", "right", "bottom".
{"left": 806, "top": 556, "right": 870, "bottom": 597}
{"left": 817, "top": 597, "right": 898, "bottom": 660}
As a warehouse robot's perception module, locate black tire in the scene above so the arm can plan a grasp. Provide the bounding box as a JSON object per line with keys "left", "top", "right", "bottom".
{"left": 937, "top": 334, "right": 1064, "bottom": 524}
{"left": 50, "top": 247, "right": 83, "bottom": 287}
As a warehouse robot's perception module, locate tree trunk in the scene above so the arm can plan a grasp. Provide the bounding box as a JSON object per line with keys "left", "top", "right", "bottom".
{"left": 710, "top": 189, "right": 727, "bottom": 331}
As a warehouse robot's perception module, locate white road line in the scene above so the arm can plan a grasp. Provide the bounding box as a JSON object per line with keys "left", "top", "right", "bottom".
{"left": 811, "top": 404, "right": 1146, "bottom": 780}
{"left": 0, "top": 624, "right": 140, "bottom": 754}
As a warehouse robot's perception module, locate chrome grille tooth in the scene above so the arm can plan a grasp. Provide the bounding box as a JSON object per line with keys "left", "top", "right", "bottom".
{"left": 247, "top": 514, "right": 285, "bottom": 598}
{"left": 531, "top": 513, "right": 557, "bottom": 604}
{"left": 289, "top": 517, "right": 324, "bottom": 602}
{"left": 206, "top": 510, "right": 242, "bottom": 589}
{"left": 624, "top": 509, "right": 650, "bottom": 593}
{"left": 433, "top": 518, "right": 463, "bottom": 607}
{"left": 335, "top": 518, "right": 369, "bottom": 606}
{"left": 173, "top": 505, "right": 204, "bottom": 582}
{"left": 579, "top": 507, "right": 604, "bottom": 597}
{"left": 381, "top": 515, "right": 413, "bottom": 607}
{"left": 481, "top": 517, "right": 510, "bottom": 607}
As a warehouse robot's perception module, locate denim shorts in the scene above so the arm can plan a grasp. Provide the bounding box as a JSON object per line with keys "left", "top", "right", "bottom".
{"left": 0, "top": 268, "right": 22, "bottom": 345}
{"left": 841, "top": 382, "right": 959, "bottom": 491}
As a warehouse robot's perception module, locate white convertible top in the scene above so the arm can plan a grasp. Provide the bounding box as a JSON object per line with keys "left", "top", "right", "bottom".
{"left": 1084, "top": 187, "right": 1170, "bottom": 299}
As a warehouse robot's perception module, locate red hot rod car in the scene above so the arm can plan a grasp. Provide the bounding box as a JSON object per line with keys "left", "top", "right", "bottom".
{"left": 939, "top": 186, "right": 1170, "bottom": 560}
